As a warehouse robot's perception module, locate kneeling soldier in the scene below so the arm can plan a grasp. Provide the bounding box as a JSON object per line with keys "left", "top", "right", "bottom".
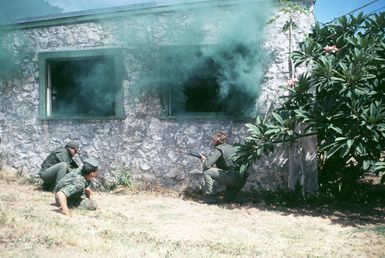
{"left": 39, "top": 141, "right": 80, "bottom": 191}
{"left": 200, "top": 132, "right": 248, "bottom": 204}
{"left": 54, "top": 158, "right": 98, "bottom": 216}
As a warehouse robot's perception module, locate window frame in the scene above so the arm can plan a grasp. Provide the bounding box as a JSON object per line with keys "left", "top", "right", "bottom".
{"left": 38, "top": 48, "right": 124, "bottom": 120}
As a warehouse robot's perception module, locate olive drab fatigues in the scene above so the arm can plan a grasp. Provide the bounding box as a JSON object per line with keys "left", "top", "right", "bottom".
{"left": 202, "top": 143, "right": 247, "bottom": 200}
{"left": 38, "top": 147, "right": 77, "bottom": 189}
{"left": 54, "top": 168, "right": 96, "bottom": 210}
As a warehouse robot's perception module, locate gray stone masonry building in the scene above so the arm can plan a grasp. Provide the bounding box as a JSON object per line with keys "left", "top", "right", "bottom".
{"left": 0, "top": 0, "right": 317, "bottom": 193}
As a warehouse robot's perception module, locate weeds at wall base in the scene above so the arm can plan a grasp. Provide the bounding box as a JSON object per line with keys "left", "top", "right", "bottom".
{"left": 6, "top": 168, "right": 385, "bottom": 215}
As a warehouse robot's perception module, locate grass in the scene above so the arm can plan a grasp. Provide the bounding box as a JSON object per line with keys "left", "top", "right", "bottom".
{"left": 0, "top": 169, "right": 385, "bottom": 257}
{"left": 355, "top": 225, "right": 385, "bottom": 236}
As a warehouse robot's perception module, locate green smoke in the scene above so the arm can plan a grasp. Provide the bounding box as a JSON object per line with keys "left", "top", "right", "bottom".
{"left": 0, "top": 0, "right": 62, "bottom": 24}
{"left": 0, "top": 0, "right": 62, "bottom": 78}
{"left": 49, "top": 58, "right": 117, "bottom": 117}
{"left": 0, "top": 0, "right": 273, "bottom": 118}
{"left": 153, "top": 1, "right": 273, "bottom": 117}
{"left": 136, "top": 1, "right": 272, "bottom": 116}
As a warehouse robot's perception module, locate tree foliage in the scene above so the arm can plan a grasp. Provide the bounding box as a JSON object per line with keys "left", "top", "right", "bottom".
{"left": 236, "top": 12, "right": 385, "bottom": 196}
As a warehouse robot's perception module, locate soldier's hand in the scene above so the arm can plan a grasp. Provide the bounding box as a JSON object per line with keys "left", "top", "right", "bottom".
{"left": 62, "top": 209, "right": 70, "bottom": 216}
{"left": 84, "top": 187, "right": 92, "bottom": 199}
{"left": 199, "top": 154, "right": 206, "bottom": 161}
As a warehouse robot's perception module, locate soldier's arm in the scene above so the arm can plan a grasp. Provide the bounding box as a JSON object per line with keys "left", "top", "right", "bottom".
{"left": 202, "top": 148, "right": 222, "bottom": 170}
{"left": 55, "top": 150, "right": 71, "bottom": 163}
{"left": 55, "top": 191, "right": 70, "bottom": 216}
{"left": 55, "top": 179, "right": 85, "bottom": 215}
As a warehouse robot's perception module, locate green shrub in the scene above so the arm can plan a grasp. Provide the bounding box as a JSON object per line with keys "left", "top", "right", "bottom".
{"left": 107, "top": 167, "right": 132, "bottom": 191}
{"left": 236, "top": 12, "right": 385, "bottom": 198}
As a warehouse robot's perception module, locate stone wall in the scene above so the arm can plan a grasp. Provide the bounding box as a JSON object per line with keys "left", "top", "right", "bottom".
{"left": 0, "top": 0, "right": 316, "bottom": 192}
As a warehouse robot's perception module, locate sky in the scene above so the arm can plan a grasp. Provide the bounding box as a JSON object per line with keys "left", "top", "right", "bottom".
{"left": 314, "top": 0, "right": 385, "bottom": 23}
{"left": 44, "top": 0, "right": 385, "bottom": 23}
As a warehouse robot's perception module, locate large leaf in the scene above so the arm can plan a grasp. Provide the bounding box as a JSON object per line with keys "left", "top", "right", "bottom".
{"left": 272, "top": 112, "right": 285, "bottom": 126}
{"left": 326, "top": 144, "right": 343, "bottom": 159}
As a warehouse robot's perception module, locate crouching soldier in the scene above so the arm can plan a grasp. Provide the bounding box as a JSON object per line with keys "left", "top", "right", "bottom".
{"left": 200, "top": 132, "right": 248, "bottom": 204}
{"left": 39, "top": 141, "right": 81, "bottom": 191}
{"left": 54, "top": 158, "right": 99, "bottom": 216}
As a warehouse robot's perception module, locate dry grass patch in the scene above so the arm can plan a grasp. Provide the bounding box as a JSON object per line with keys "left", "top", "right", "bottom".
{"left": 0, "top": 169, "right": 384, "bottom": 257}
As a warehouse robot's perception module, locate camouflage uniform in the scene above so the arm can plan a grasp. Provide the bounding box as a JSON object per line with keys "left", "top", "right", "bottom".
{"left": 54, "top": 167, "right": 97, "bottom": 210}
{"left": 203, "top": 143, "right": 247, "bottom": 201}
{"left": 38, "top": 142, "right": 79, "bottom": 190}
{"left": 38, "top": 147, "right": 73, "bottom": 188}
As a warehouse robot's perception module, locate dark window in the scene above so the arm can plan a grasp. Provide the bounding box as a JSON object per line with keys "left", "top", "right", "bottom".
{"left": 159, "top": 45, "right": 257, "bottom": 118}
{"left": 168, "top": 57, "right": 224, "bottom": 114}
{"left": 39, "top": 49, "right": 123, "bottom": 119}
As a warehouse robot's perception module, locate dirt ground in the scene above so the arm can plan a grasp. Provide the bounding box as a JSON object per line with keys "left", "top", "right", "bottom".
{"left": 0, "top": 169, "right": 385, "bottom": 258}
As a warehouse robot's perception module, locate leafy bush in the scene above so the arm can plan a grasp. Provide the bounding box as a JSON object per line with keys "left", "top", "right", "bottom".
{"left": 107, "top": 167, "right": 132, "bottom": 191}
{"left": 236, "top": 12, "right": 385, "bottom": 197}
{"left": 116, "top": 168, "right": 132, "bottom": 187}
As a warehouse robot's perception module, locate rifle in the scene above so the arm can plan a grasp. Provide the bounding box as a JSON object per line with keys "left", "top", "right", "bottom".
{"left": 178, "top": 149, "right": 202, "bottom": 158}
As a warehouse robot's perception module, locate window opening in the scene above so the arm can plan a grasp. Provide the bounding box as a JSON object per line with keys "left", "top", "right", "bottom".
{"left": 159, "top": 45, "right": 256, "bottom": 118}
{"left": 39, "top": 49, "right": 123, "bottom": 119}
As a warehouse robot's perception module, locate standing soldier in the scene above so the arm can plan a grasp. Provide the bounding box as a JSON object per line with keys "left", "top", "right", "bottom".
{"left": 54, "top": 157, "right": 99, "bottom": 216}
{"left": 38, "top": 141, "right": 80, "bottom": 191}
{"left": 199, "top": 132, "right": 248, "bottom": 204}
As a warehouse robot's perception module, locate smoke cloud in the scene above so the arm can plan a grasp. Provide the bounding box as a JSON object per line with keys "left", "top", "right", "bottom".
{"left": 47, "top": 0, "right": 154, "bottom": 12}
{"left": 153, "top": 1, "right": 273, "bottom": 116}
{"left": 0, "top": 0, "right": 62, "bottom": 24}
{"left": 0, "top": 0, "right": 62, "bottom": 78}
{"left": 0, "top": 0, "right": 273, "bottom": 117}
{"left": 49, "top": 58, "right": 116, "bottom": 117}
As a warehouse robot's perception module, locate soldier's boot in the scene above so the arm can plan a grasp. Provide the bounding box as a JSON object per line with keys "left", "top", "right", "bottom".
{"left": 202, "top": 194, "right": 218, "bottom": 205}
{"left": 42, "top": 182, "right": 54, "bottom": 192}
{"left": 223, "top": 188, "right": 238, "bottom": 203}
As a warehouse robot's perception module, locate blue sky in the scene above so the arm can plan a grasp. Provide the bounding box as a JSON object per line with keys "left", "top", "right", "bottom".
{"left": 315, "top": 0, "right": 385, "bottom": 23}
{"left": 45, "top": 0, "right": 385, "bottom": 23}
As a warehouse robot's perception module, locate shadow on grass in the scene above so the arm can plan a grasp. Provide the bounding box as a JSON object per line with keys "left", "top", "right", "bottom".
{"left": 185, "top": 187, "right": 385, "bottom": 227}
{"left": 16, "top": 171, "right": 385, "bottom": 227}
{"left": 253, "top": 201, "right": 383, "bottom": 227}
